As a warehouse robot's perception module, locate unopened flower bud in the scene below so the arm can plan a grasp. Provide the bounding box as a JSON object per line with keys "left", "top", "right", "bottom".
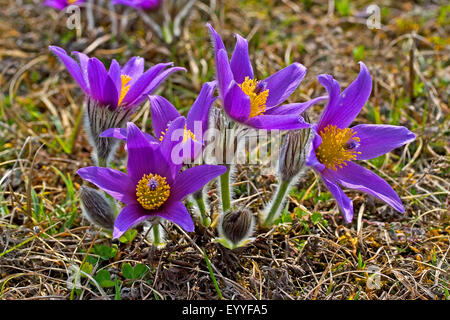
{"left": 80, "top": 186, "right": 115, "bottom": 230}
{"left": 278, "top": 128, "right": 310, "bottom": 182}
{"left": 216, "top": 208, "right": 255, "bottom": 249}
{"left": 84, "top": 98, "right": 134, "bottom": 165}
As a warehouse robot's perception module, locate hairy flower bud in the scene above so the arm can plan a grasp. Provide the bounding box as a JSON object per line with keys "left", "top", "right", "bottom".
{"left": 216, "top": 208, "right": 255, "bottom": 249}
{"left": 79, "top": 186, "right": 115, "bottom": 230}
{"left": 84, "top": 98, "right": 134, "bottom": 165}
{"left": 278, "top": 127, "right": 310, "bottom": 182}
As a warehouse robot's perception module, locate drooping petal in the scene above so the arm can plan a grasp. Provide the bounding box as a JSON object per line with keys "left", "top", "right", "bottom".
{"left": 126, "top": 122, "right": 171, "bottom": 184}
{"left": 326, "top": 62, "right": 372, "bottom": 129}
{"left": 261, "top": 63, "right": 306, "bottom": 108}
{"left": 121, "top": 62, "right": 172, "bottom": 106}
{"left": 331, "top": 161, "right": 405, "bottom": 213}
{"left": 149, "top": 95, "right": 181, "bottom": 138}
{"left": 224, "top": 81, "right": 251, "bottom": 122}
{"left": 77, "top": 167, "right": 136, "bottom": 204}
{"left": 316, "top": 74, "right": 341, "bottom": 131}
{"left": 230, "top": 34, "right": 253, "bottom": 83}
{"left": 245, "top": 113, "right": 310, "bottom": 130}
{"left": 321, "top": 171, "right": 354, "bottom": 222}
{"left": 87, "top": 57, "right": 108, "bottom": 103}
{"left": 216, "top": 49, "right": 234, "bottom": 99}
{"left": 49, "top": 46, "right": 89, "bottom": 94}
{"left": 170, "top": 164, "right": 227, "bottom": 201}
{"left": 113, "top": 204, "right": 150, "bottom": 239}
{"left": 186, "top": 81, "right": 217, "bottom": 133}
{"left": 157, "top": 201, "right": 194, "bottom": 232}
{"left": 264, "top": 96, "right": 326, "bottom": 116}
{"left": 353, "top": 124, "right": 416, "bottom": 160}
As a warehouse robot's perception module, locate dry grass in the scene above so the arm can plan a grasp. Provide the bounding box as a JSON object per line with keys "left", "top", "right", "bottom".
{"left": 0, "top": 0, "right": 448, "bottom": 300}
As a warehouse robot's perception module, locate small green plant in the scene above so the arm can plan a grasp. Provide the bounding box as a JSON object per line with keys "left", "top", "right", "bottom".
{"left": 121, "top": 263, "right": 149, "bottom": 280}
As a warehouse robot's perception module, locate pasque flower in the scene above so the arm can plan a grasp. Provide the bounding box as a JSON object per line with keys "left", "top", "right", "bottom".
{"left": 44, "top": 0, "right": 84, "bottom": 10}
{"left": 306, "top": 62, "right": 416, "bottom": 222}
{"left": 112, "top": 0, "right": 160, "bottom": 10}
{"left": 207, "top": 23, "right": 324, "bottom": 130}
{"left": 49, "top": 45, "right": 184, "bottom": 163}
{"left": 78, "top": 121, "right": 226, "bottom": 238}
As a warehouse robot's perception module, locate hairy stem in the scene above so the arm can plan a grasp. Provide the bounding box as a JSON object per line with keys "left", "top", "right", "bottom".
{"left": 220, "top": 164, "right": 231, "bottom": 213}
{"left": 262, "top": 179, "right": 291, "bottom": 228}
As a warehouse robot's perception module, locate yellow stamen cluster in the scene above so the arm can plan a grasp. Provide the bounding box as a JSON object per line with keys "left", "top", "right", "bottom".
{"left": 136, "top": 174, "right": 170, "bottom": 210}
{"left": 239, "top": 76, "right": 269, "bottom": 118}
{"left": 118, "top": 74, "right": 132, "bottom": 105}
{"left": 158, "top": 125, "right": 197, "bottom": 143}
{"left": 68, "top": 0, "right": 78, "bottom": 4}
{"left": 316, "top": 125, "right": 361, "bottom": 171}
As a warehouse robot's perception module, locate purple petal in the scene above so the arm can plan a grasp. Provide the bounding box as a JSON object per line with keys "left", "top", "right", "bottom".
{"left": 305, "top": 126, "right": 325, "bottom": 172}
{"left": 121, "top": 62, "right": 172, "bottom": 106}
{"left": 327, "top": 62, "right": 372, "bottom": 129}
{"left": 71, "top": 51, "right": 90, "bottom": 93}
{"left": 44, "top": 0, "right": 66, "bottom": 10}
{"left": 87, "top": 57, "right": 108, "bottom": 103}
{"left": 159, "top": 116, "right": 186, "bottom": 176}
{"left": 157, "top": 201, "right": 194, "bottom": 232}
{"left": 224, "top": 81, "right": 251, "bottom": 122}
{"left": 49, "top": 46, "right": 89, "bottom": 94}
{"left": 100, "top": 127, "right": 157, "bottom": 144}
{"left": 331, "top": 162, "right": 405, "bottom": 213}
{"left": 321, "top": 171, "right": 354, "bottom": 222}
{"left": 264, "top": 96, "right": 326, "bottom": 116}
{"left": 245, "top": 113, "right": 310, "bottom": 130}
{"left": 206, "top": 23, "right": 226, "bottom": 55}
{"left": 77, "top": 167, "right": 136, "bottom": 204}
{"left": 353, "top": 124, "right": 416, "bottom": 160}
{"left": 170, "top": 164, "right": 227, "bottom": 201}
{"left": 261, "top": 63, "right": 306, "bottom": 108}
{"left": 102, "top": 75, "right": 119, "bottom": 108}
{"left": 216, "top": 49, "right": 234, "bottom": 99}
{"left": 108, "top": 59, "right": 122, "bottom": 93}
{"left": 149, "top": 95, "right": 181, "bottom": 138}
{"left": 121, "top": 56, "right": 145, "bottom": 83}
{"left": 186, "top": 81, "right": 217, "bottom": 134}
{"left": 230, "top": 34, "right": 253, "bottom": 83}
{"left": 317, "top": 74, "right": 341, "bottom": 131}
{"left": 113, "top": 204, "right": 149, "bottom": 239}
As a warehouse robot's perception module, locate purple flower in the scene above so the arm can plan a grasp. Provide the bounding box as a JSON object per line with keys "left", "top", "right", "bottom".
{"left": 101, "top": 81, "right": 217, "bottom": 163}
{"left": 44, "top": 0, "right": 85, "bottom": 10}
{"left": 78, "top": 121, "right": 226, "bottom": 238}
{"left": 207, "top": 23, "right": 325, "bottom": 130}
{"left": 112, "top": 0, "right": 160, "bottom": 10}
{"left": 306, "top": 62, "right": 416, "bottom": 222}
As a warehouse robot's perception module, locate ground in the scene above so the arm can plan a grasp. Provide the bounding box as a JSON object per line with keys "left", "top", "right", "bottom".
{"left": 0, "top": 0, "right": 449, "bottom": 300}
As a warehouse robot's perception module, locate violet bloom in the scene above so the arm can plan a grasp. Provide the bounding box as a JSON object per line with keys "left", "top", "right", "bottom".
{"left": 78, "top": 121, "right": 226, "bottom": 238}
{"left": 44, "top": 0, "right": 84, "bottom": 10}
{"left": 49, "top": 45, "right": 184, "bottom": 163}
{"left": 207, "top": 23, "right": 324, "bottom": 130}
{"left": 112, "top": 0, "right": 160, "bottom": 10}
{"left": 306, "top": 62, "right": 416, "bottom": 222}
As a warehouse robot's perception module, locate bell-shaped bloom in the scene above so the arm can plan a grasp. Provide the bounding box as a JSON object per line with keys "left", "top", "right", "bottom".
{"left": 101, "top": 81, "right": 217, "bottom": 163}
{"left": 306, "top": 62, "right": 416, "bottom": 222}
{"left": 49, "top": 45, "right": 184, "bottom": 163}
{"left": 44, "top": 0, "right": 85, "bottom": 10}
{"left": 112, "top": 0, "right": 160, "bottom": 10}
{"left": 207, "top": 23, "right": 324, "bottom": 130}
{"left": 78, "top": 121, "right": 226, "bottom": 238}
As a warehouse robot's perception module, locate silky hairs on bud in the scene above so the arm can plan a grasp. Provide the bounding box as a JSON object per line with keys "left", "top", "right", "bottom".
{"left": 80, "top": 186, "right": 115, "bottom": 230}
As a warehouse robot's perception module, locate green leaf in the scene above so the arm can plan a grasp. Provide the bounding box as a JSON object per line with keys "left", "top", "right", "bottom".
{"left": 133, "top": 264, "right": 148, "bottom": 279}
{"left": 93, "top": 244, "right": 118, "bottom": 260}
{"left": 121, "top": 263, "right": 134, "bottom": 279}
{"left": 311, "top": 212, "right": 322, "bottom": 225}
{"left": 119, "top": 229, "right": 137, "bottom": 244}
{"left": 95, "top": 269, "right": 115, "bottom": 288}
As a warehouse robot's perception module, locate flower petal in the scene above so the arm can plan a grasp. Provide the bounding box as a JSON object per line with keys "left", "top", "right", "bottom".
{"left": 230, "top": 34, "right": 253, "bottom": 83}
{"left": 216, "top": 49, "right": 234, "bottom": 99}
{"left": 353, "top": 124, "right": 416, "bottom": 160}
{"left": 206, "top": 23, "right": 226, "bottom": 55}
{"left": 159, "top": 116, "right": 186, "bottom": 176}
{"left": 224, "top": 81, "right": 251, "bottom": 122}
{"left": 186, "top": 81, "right": 217, "bottom": 134}
{"left": 121, "top": 56, "right": 145, "bottom": 83}
{"left": 100, "top": 127, "right": 157, "bottom": 144}
{"left": 316, "top": 74, "right": 341, "bottom": 131}
{"left": 332, "top": 162, "right": 405, "bottom": 213}
{"left": 49, "top": 46, "right": 89, "bottom": 94}
{"left": 102, "top": 75, "right": 119, "bottom": 108}
{"left": 77, "top": 166, "right": 136, "bottom": 204}
{"left": 87, "top": 57, "right": 108, "bottom": 102}
{"left": 71, "top": 51, "right": 90, "bottom": 92}
{"left": 321, "top": 171, "right": 354, "bottom": 222}
{"left": 327, "top": 62, "right": 372, "bottom": 129}
{"left": 245, "top": 113, "right": 310, "bottom": 130}
{"left": 108, "top": 59, "right": 122, "bottom": 93}
{"left": 113, "top": 204, "right": 149, "bottom": 239}
{"left": 261, "top": 63, "right": 306, "bottom": 108}
{"left": 170, "top": 164, "right": 227, "bottom": 201}
{"left": 149, "top": 95, "right": 181, "bottom": 138}
{"left": 264, "top": 96, "right": 326, "bottom": 116}
{"left": 305, "top": 125, "right": 325, "bottom": 172}
{"left": 157, "top": 201, "right": 194, "bottom": 232}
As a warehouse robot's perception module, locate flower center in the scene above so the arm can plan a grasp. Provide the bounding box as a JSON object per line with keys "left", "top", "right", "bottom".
{"left": 136, "top": 174, "right": 170, "bottom": 210}
{"left": 239, "top": 76, "right": 269, "bottom": 118}
{"left": 316, "top": 125, "right": 361, "bottom": 171}
{"left": 118, "top": 75, "right": 132, "bottom": 105}
{"left": 158, "top": 125, "right": 196, "bottom": 143}
{"left": 68, "top": 0, "right": 77, "bottom": 4}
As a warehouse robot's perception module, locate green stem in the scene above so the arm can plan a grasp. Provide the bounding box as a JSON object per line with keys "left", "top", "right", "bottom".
{"left": 220, "top": 164, "right": 231, "bottom": 213}
{"left": 262, "top": 179, "right": 291, "bottom": 228}
{"left": 152, "top": 222, "right": 161, "bottom": 246}
{"left": 194, "top": 192, "right": 210, "bottom": 227}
